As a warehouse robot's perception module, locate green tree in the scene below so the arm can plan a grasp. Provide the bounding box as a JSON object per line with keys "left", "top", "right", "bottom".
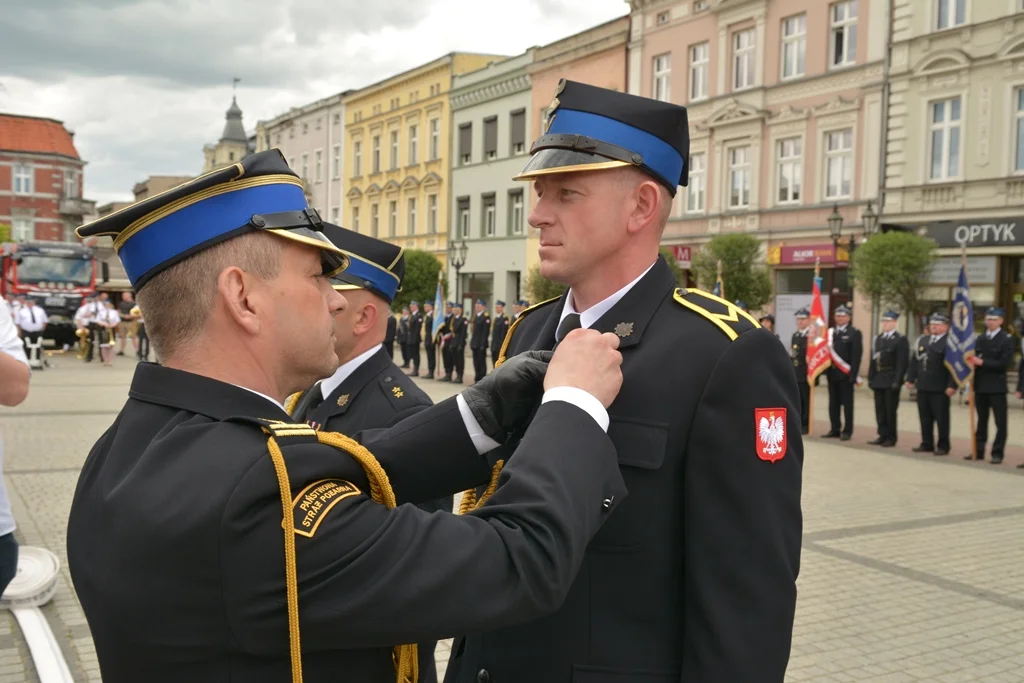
{"left": 525, "top": 263, "right": 567, "bottom": 303}
{"left": 659, "top": 247, "right": 686, "bottom": 286}
{"left": 691, "top": 233, "right": 772, "bottom": 309}
{"left": 850, "top": 231, "right": 937, "bottom": 319}
{"left": 392, "top": 249, "right": 443, "bottom": 311}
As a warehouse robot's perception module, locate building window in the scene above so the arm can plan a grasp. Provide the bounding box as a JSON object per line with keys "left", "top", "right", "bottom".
{"left": 390, "top": 130, "right": 399, "bottom": 170}
{"left": 352, "top": 206, "right": 360, "bottom": 234}
{"left": 653, "top": 53, "right": 671, "bottom": 102}
{"left": 408, "top": 198, "right": 417, "bottom": 235}
{"left": 687, "top": 152, "right": 706, "bottom": 213}
{"left": 776, "top": 137, "right": 802, "bottom": 204}
{"left": 331, "top": 207, "right": 339, "bottom": 222}
{"left": 728, "top": 147, "right": 751, "bottom": 209}
{"left": 482, "top": 194, "right": 496, "bottom": 237}
{"left": 457, "top": 197, "right": 471, "bottom": 238}
{"left": 830, "top": 1, "right": 857, "bottom": 69}
{"left": 936, "top": 0, "right": 966, "bottom": 30}
{"left": 824, "top": 128, "right": 853, "bottom": 199}
{"left": 429, "top": 119, "right": 440, "bottom": 160}
{"left": 315, "top": 118, "right": 321, "bottom": 131}
{"left": 332, "top": 145, "right": 341, "bottom": 179}
{"left": 781, "top": 14, "right": 806, "bottom": 80}
{"left": 302, "top": 123, "right": 308, "bottom": 135}
{"left": 428, "top": 194, "right": 438, "bottom": 233}
{"left": 388, "top": 200, "right": 397, "bottom": 237}
{"left": 459, "top": 123, "right": 472, "bottom": 165}
{"left": 333, "top": 113, "right": 341, "bottom": 125}
{"left": 733, "top": 29, "right": 755, "bottom": 91}
{"left": 929, "top": 97, "right": 962, "bottom": 180}
{"left": 289, "top": 128, "right": 295, "bottom": 140}
{"left": 301, "top": 153, "right": 308, "bottom": 180}
{"left": 353, "top": 141, "right": 362, "bottom": 176}
{"left": 408, "top": 124, "right": 418, "bottom": 165}
{"left": 371, "top": 204, "right": 379, "bottom": 237}
{"left": 315, "top": 150, "right": 323, "bottom": 183}
{"left": 63, "top": 169, "right": 78, "bottom": 198}
{"left": 12, "top": 218, "right": 32, "bottom": 242}
{"left": 657, "top": 10, "right": 669, "bottom": 24}
{"left": 508, "top": 189, "right": 524, "bottom": 235}
{"left": 1015, "top": 88, "right": 1024, "bottom": 173}
{"left": 289, "top": 157, "right": 296, "bottom": 170}
{"left": 229, "top": 152, "right": 235, "bottom": 162}
{"left": 276, "top": 133, "right": 281, "bottom": 145}
{"left": 690, "top": 42, "right": 709, "bottom": 101}
{"left": 372, "top": 135, "right": 380, "bottom": 173}
{"left": 510, "top": 109, "right": 526, "bottom": 155}
{"left": 484, "top": 117, "right": 498, "bottom": 160}
{"left": 13, "top": 164, "right": 32, "bottom": 194}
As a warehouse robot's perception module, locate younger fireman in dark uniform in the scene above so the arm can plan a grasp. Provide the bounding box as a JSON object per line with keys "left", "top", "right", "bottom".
{"left": 867, "top": 310, "right": 909, "bottom": 447}
{"left": 469, "top": 299, "right": 491, "bottom": 382}
{"left": 407, "top": 301, "right": 423, "bottom": 376}
{"left": 444, "top": 303, "right": 467, "bottom": 383}
{"left": 422, "top": 300, "right": 436, "bottom": 378}
{"left": 445, "top": 80, "right": 802, "bottom": 683}
{"left": 969, "top": 307, "right": 1015, "bottom": 463}
{"left": 906, "top": 312, "right": 957, "bottom": 455}
{"left": 791, "top": 307, "right": 811, "bottom": 434}
{"left": 824, "top": 305, "right": 862, "bottom": 440}
{"left": 490, "top": 300, "right": 509, "bottom": 369}
{"left": 66, "top": 150, "right": 629, "bottom": 683}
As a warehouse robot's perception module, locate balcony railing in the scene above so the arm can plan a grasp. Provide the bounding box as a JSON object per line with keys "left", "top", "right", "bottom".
{"left": 59, "top": 196, "right": 96, "bottom": 216}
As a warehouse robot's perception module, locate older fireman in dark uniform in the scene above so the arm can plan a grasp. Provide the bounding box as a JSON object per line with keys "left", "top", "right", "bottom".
{"left": 490, "top": 300, "right": 509, "bottom": 369}
{"left": 422, "top": 300, "right": 436, "bottom": 379}
{"left": 384, "top": 311, "right": 396, "bottom": 359}
{"left": 791, "top": 307, "right": 811, "bottom": 434}
{"left": 968, "top": 306, "right": 1014, "bottom": 464}
{"left": 906, "top": 313, "right": 957, "bottom": 456}
{"left": 65, "top": 150, "right": 629, "bottom": 683}
{"left": 439, "top": 301, "right": 455, "bottom": 380}
{"left": 287, "top": 225, "right": 450, "bottom": 682}
{"left": 867, "top": 311, "right": 909, "bottom": 447}
{"left": 444, "top": 303, "right": 467, "bottom": 384}
{"left": 445, "top": 80, "right": 802, "bottom": 683}
{"left": 824, "top": 305, "right": 862, "bottom": 441}
{"left": 407, "top": 300, "right": 423, "bottom": 376}
{"left": 469, "top": 299, "right": 491, "bottom": 382}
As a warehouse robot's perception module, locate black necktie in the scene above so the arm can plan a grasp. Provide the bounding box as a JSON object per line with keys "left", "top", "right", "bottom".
{"left": 30, "top": 308, "right": 36, "bottom": 324}
{"left": 303, "top": 383, "right": 325, "bottom": 416}
{"left": 556, "top": 313, "right": 582, "bottom": 343}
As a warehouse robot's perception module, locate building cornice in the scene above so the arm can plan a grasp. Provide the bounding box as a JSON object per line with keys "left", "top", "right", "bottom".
{"left": 258, "top": 93, "right": 347, "bottom": 131}
{"left": 450, "top": 74, "right": 531, "bottom": 110}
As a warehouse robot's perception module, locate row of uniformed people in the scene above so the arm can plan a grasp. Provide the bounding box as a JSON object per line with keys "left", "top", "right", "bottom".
{"left": 788, "top": 305, "right": 1022, "bottom": 466}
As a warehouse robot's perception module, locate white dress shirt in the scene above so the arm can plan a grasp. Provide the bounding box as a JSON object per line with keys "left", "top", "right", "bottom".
{"left": 15, "top": 305, "right": 47, "bottom": 333}
{"left": 557, "top": 262, "right": 657, "bottom": 332}
{"left": 319, "top": 345, "right": 382, "bottom": 400}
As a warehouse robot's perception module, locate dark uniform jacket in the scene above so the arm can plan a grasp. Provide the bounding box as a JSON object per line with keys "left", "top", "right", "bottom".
{"left": 868, "top": 332, "right": 909, "bottom": 390}
{"left": 791, "top": 329, "right": 809, "bottom": 383}
{"left": 974, "top": 329, "right": 1014, "bottom": 394}
{"left": 828, "top": 324, "right": 862, "bottom": 382}
{"left": 449, "top": 315, "right": 467, "bottom": 352}
{"left": 424, "top": 312, "right": 435, "bottom": 347}
{"left": 445, "top": 258, "right": 803, "bottom": 683}
{"left": 408, "top": 310, "right": 423, "bottom": 347}
{"left": 385, "top": 315, "right": 396, "bottom": 349}
{"left": 397, "top": 315, "right": 409, "bottom": 345}
{"left": 470, "top": 312, "right": 491, "bottom": 351}
{"left": 67, "top": 362, "right": 626, "bottom": 683}
{"left": 491, "top": 314, "right": 509, "bottom": 358}
{"left": 907, "top": 334, "right": 956, "bottom": 392}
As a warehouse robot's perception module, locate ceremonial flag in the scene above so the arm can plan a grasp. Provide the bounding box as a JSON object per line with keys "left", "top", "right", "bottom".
{"left": 431, "top": 269, "right": 444, "bottom": 338}
{"left": 944, "top": 257, "right": 976, "bottom": 387}
{"left": 711, "top": 259, "right": 724, "bottom": 298}
{"left": 806, "top": 262, "right": 832, "bottom": 382}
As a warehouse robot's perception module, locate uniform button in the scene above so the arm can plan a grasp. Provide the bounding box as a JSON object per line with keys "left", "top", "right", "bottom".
{"left": 602, "top": 496, "right": 615, "bottom": 510}
{"left": 476, "top": 669, "right": 491, "bottom": 683}
{"left": 383, "top": 376, "right": 392, "bottom": 382}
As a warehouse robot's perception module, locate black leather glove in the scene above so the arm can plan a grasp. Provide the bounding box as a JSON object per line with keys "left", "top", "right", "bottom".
{"left": 461, "top": 350, "right": 553, "bottom": 442}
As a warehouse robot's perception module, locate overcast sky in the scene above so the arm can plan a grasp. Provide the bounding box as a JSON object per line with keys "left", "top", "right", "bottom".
{"left": 0, "top": 0, "right": 626, "bottom": 205}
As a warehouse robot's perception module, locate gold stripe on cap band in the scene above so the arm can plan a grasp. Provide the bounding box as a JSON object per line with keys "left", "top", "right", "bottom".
{"left": 112, "top": 175, "right": 304, "bottom": 251}
{"left": 512, "top": 160, "right": 630, "bottom": 181}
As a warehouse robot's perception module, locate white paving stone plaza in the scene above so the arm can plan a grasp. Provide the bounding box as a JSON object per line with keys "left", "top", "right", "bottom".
{"left": 0, "top": 353, "right": 1021, "bottom": 682}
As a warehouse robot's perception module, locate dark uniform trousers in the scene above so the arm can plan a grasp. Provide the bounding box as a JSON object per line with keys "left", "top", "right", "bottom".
{"left": 424, "top": 313, "right": 436, "bottom": 377}
{"left": 407, "top": 312, "right": 423, "bottom": 373}
{"left": 67, "top": 362, "right": 627, "bottom": 683}
{"left": 827, "top": 325, "right": 862, "bottom": 437}
{"left": 490, "top": 314, "right": 509, "bottom": 370}
{"left": 445, "top": 258, "right": 803, "bottom": 683}
{"left": 868, "top": 332, "right": 909, "bottom": 444}
{"left": 907, "top": 334, "right": 955, "bottom": 451}
{"left": 470, "top": 313, "right": 491, "bottom": 383}
{"left": 450, "top": 316, "right": 467, "bottom": 381}
{"left": 791, "top": 331, "right": 810, "bottom": 433}
{"left": 290, "top": 347, "right": 451, "bottom": 682}
{"left": 974, "top": 330, "right": 1014, "bottom": 460}
{"left": 441, "top": 314, "right": 454, "bottom": 378}
{"left": 398, "top": 317, "right": 410, "bottom": 367}
{"left": 384, "top": 315, "right": 396, "bottom": 359}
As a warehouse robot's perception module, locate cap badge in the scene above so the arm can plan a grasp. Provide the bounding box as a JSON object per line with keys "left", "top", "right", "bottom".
{"left": 614, "top": 322, "right": 634, "bottom": 338}
{"left": 336, "top": 394, "right": 350, "bottom": 407}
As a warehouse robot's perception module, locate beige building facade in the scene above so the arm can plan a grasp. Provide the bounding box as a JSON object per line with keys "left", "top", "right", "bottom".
{"left": 880, "top": 0, "right": 1024, "bottom": 330}
{"left": 254, "top": 93, "right": 348, "bottom": 222}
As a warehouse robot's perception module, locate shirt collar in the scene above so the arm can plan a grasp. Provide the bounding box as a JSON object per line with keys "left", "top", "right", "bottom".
{"left": 558, "top": 261, "right": 657, "bottom": 331}
{"left": 236, "top": 385, "right": 286, "bottom": 411}
{"left": 320, "top": 344, "right": 383, "bottom": 400}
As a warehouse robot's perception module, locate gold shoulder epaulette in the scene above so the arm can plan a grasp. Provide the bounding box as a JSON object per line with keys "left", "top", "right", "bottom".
{"left": 494, "top": 296, "right": 560, "bottom": 368}
{"left": 284, "top": 391, "right": 303, "bottom": 417}
{"left": 672, "top": 287, "right": 761, "bottom": 342}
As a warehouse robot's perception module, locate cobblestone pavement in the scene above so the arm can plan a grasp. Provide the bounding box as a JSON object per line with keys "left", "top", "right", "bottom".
{"left": 0, "top": 352, "right": 1021, "bottom": 682}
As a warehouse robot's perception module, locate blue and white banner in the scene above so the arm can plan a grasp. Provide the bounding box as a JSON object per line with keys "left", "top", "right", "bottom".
{"left": 944, "top": 263, "right": 976, "bottom": 387}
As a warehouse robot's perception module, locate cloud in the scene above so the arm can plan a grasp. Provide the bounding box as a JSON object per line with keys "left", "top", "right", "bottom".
{"left": 0, "top": 0, "right": 627, "bottom": 203}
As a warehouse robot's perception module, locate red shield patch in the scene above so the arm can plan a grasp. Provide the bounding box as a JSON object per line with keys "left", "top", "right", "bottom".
{"left": 755, "top": 408, "right": 787, "bottom": 462}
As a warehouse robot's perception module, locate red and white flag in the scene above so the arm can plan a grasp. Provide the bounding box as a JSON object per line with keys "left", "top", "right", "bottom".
{"left": 806, "top": 274, "right": 832, "bottom": 382}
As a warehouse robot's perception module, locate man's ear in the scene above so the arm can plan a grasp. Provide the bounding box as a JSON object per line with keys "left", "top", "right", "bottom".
{"left": 216, "top": 266, "right": 261, "bottom": 335}
{"left": 626, "top": 179, "right": 664, "bottom": 235}
{"left": 352, "top": 299, "right": 380, "bottom": 336}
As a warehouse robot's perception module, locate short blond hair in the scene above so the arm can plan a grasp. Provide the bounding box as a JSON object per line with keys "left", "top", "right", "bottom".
{"left": 136, "top": 231, "right": 283, "bottom": 361}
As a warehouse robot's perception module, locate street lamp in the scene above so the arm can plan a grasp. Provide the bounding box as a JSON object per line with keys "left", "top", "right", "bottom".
{"left": 447, "top": 239, "right": 469, "bottom": 302}
{"left": 828, "top": 204, "right": 843, "bottom": 246}
{"left": 862, "top": 200, "right": 878, "bottom": 236}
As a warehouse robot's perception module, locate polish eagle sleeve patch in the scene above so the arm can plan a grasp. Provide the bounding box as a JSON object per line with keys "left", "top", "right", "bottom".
{"left": 755, "top": 408, "right": 787, "bottom": 462}
{"left": 286, "top": 479, "right": 361, "bottom": 538}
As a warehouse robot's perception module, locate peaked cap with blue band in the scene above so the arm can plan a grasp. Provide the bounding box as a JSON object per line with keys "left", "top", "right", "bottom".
{"left": 514, "top": 79, "right": 690, "bottom": 195}
{"left": 320, "top": 223, "right": 404, "bottom": 304}
{"left": 76, "top": 149, "right": 348, "bottom": 289}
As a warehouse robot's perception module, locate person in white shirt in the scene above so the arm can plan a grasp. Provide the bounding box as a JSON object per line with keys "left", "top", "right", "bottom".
{"left": 96, "top": 300, "right": 121, "bottom": 366}
{"left": 15, "top": 299, "right": 48, "bottom": 367}
{"left": 0, "top": 300, "right": 30, "bottom": 597}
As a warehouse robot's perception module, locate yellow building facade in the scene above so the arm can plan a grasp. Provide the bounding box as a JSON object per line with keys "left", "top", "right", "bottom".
{"left": 343, "top": 52, "right": 504, "bottom": 265}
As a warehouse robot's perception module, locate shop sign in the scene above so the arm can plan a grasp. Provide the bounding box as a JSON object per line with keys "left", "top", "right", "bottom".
{"left": 668, "top": 245, "right": 692, "bottom": 268}
{"left": 775, "top": 243, "right": 849, "bottom": 266}
{"left": 898, "top": 217, "right": 1024, "bottom": 248}
{"left": 927, "top": 256, "right": 997, "bottom": 284}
